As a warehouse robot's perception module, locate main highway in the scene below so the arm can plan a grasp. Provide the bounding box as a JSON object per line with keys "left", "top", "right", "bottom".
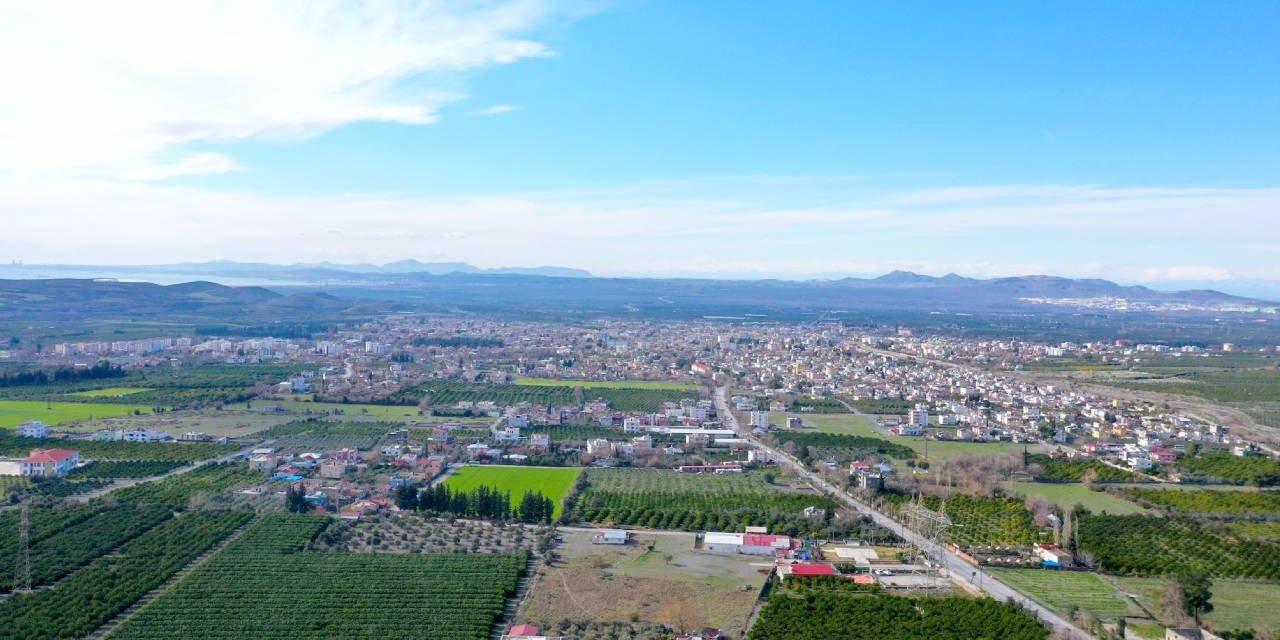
{"left": 714, "top": 386, "right": 1093, "bottom": 640}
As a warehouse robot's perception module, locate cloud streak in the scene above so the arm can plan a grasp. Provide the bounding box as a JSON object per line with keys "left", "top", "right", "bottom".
{"left": 0, "top": 1, "right": 560, "bottom": 180}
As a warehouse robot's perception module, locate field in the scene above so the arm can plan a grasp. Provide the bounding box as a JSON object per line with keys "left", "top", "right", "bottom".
{"left": 1174, "top": 451, "right": 1280, "bottom": 486}
{"left": 1003, "top": 482, "right": 1148, "bottom": 515}
{"left": 0, "top": 510, "right": 252, "bottom": 640}
{"left": 519, "top": 528, "right": 769, "bottom": 637}
{"left": 1078, "top": 514, "right": 1280, "bottom": 579}
{"left": 443, "top": 465, "right": 582, "bottom": 518}
{"left": 320, "top": 514, "right": 541, "bottom": 555}
{"left": 786, "top": 413, "right": 1029, "bottom": 462}
{"left": 108, "top": 514, "right": 526, "bottom": 640}
{"left": 0, "top": 399, "right": 151, "bottom": 427}
{"left": 68, "top": 387, "right": 152, "bottom": 398}
{"left": 239, "top": 398, "right": 430, "bottom": 421}
{"left": 68, "top": 460, "right": 188, "bottom": 479}
{"left": 1025, "top": 453, "right": 1150, "bottom": 483}
{"left": 1119, "top": 369, "right": 1280, "bottom": 404}
{"left": 909, "top": 494, "right": 1044, "bottom": 548}
{"left": 746, "top": 592, "right": 1049, "bottom": 640}
{"left": 1112, "top": 577, "right": 1280, "bottom": 634}
{"left": 388, "top": 381, "right": 698, "bottom": 413}
{"left": 987, "top": 568, "right": 1138, "bottom": 620}
{"left": 515, "top": 377, "right": 699, "bottom": 391}
{"left": 771, "top": 430, "right": 916, "bottom": 463}
{"left": 1118, "top": 487, "right": 1280, "bottom": 515}
{"left": 570, "top": 468, "right": 888, "bottom": 539}
{"left": 0, "top": 504, "right": 171, "bottom": 592}
{"left": 0, "top": 431, "right": 239, "bottom": 462}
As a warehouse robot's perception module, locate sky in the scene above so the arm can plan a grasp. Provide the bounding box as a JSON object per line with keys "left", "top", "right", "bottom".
{"left": 2, "top": 1, "right": 1279, "bottom": 289}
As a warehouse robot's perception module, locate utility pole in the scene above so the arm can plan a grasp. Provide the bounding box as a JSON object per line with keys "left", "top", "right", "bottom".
{"left": 15, "top": 503, "right": 32, "bottom": 593}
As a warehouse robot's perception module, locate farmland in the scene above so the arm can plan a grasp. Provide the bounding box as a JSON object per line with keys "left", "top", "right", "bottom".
{"left": 570, "top": 468, "right": 886, "bottom": 538}
{"left": 0, "top": 509, "right": 252, "bottom": 640}
{"left": 1112, "top": 576, "right": 1280, "bottom": 634}
{"left": 68, "top": 460, "right": 188, "bottom": 479}
{"left": 0, "top": 399, "right": 150, "bottom": 428}
{"left": 885, "top": 494, "right": 1044, "bottom": 548}
{"left": 388, "top": 380, "right": 698, "bottom": 413}
{"left": 0, "top": 431, "right": 239, "bottom": 462}
{"left": 1118, "top": 487, "right": 1280, "bottom": 515}
{"left": 112, "top": 462, "right": 262, "bottom": 510}
{"left": 1174, "top": 451, "right": 1280, "bottom": 486}
{"left": 443, "top": 465, "right": 582, "bottom": 518}
{"left": 514, "top": 377, "right": 699, "bottom": 391}
{"left": 770, "top": 430, "right": 915, "bottom": 463}
{"left": 987, "top": 568, "right": 1137, "bottom": 620}
{"left": 109, "top": 514, "right": 526, "bottom": 640}
{"left": 746, "top": 592, "right": 1049, "bottom": 640}
{"left": 1078, "top": 514, "right": 1280, "bottom": 579}
{"left": 786, "top": 413, "right": 1028, "bottom": 462}
{"left": 68, "top": 387, "right": 152, "bottom": 398}
{"left": 1025, "top": 453, "right": 1150, "bottom": 483}
{"left": 1003, "top": 482, "right": 1148, "bottom": 515}
{"left": 0, "top": 504, "right": 171, "bottom": 592}
{"left": 520, "top": 528, "right": 769, "bottom": 637}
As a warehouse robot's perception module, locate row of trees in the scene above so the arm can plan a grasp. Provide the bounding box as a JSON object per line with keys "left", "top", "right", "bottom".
{"left": 0, "top": 360, "right": 126, "bottom": 388}
{"left": 396, "top": 483, "right": 557, "bottom": 524}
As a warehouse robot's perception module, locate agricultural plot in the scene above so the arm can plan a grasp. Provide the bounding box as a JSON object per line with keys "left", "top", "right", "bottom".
{"left": 112, "top": 462, "right": 262, "bottom": 510}
{"left": 889, "top": 494, "right": 1044, "bottom": 548}
{"left": 1025, "top": 453, "right": 1149, "bottom": 483}
{"left": 248, "top": 399, "right": 428, "bottom": 420}
{"left": 515, "top": 377, "right": 699, "bottom": 391}
{"left": 0, "top": 431, "right": 238, "bottom": 462}
{"left": 771, "top": 430, "right": 915, "bottom": 463}
{"left": 1112, "top": 576, "right": 1280, "bottom": 634}
{"left": 0, "top": 399, "right": 150, "bottom": 427}
{"left": 520, "top": 528, "right": 769, "bottom": 637}
{"left": 1078, "top": 514, "right": 1280, "bottom": 579}
{"left": 109, "top": 514, "right": 526, "bottom": 640}
{"left": 987, "top": 568, "right": 1138, "bottom": 620}
{"left": 571, "top": 468, "right": 882, "bottom": 538}
{"left": 317, "top": 513, "right": 540, "bottom": 555}
{"left": 1003, "top": 482, "right": 1147, "bottom": 515}
{"left": 746, "top": 592, "right": 1049, "bottom": 640}
{"left": 443, "top": 465, "right": 581, "bottom": 518}
{"left": 68, "top": 460, "right": 187, "bottom": 479}
{"left": 392, "top": 381, "right": 697, "bottom": 413}
{"left": 1119, "top": 369, "right": 1280, "bottom": 403}
{"left": 1118, "top": 487, "right": 1280, "bottom": 515}
{"left": 1174, "top": 452, "right": 1280, "bottom": 486}
{"left": 67, "top": 387, "right": 152, "bottom": 398}
{"left": 0, "top": 503, "right": 171, "bottom": 592}
{"left": 0, "top": 509, "right": 251, "bottom": 640}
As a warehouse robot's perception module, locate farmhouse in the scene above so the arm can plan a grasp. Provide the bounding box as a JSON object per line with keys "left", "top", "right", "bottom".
{"left": 19, "top": 448, "right": 80, "bottom": 477}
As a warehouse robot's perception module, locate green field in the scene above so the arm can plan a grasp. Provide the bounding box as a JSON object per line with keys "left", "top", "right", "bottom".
{"left": 1003, "top": 482, "right": 1148, "bottom": 515}
{"left": 229, "top": 399, "right": 431, "bottom": 421}
{"left": 988, "top": 568, "right": 1137, "bottom": 620}
{"left": 67, "top": 387, "right": 152, "bottom": 398}
{"left": 0, "top": 400, "right": 151, "bottom": 428}
{"left": 443, "top": 465, "right": 582, "bottom": 518}
{"left": 781, "top": 413, "right": 1030, "bottom": 461}
{"left": 515, "top": 376, "right": 698, "bottom": 391}
{"left": 1112, "top": 577, "right": 1280, "bottom": 633}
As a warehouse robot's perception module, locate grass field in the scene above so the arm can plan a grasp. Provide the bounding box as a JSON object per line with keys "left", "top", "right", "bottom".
{"left": 0, "top": 400, "right": 151, "bottom": 428}
{"left": 227, "top": 399, "right": 432, "bottom": 421}
{"left": 1003, "top": 482, "right": 1148, "bottom": 515}
{"left": 1112, "top": 576, "right": 1280, "bottom": 633}
{"left": 515, "top": 376, "right": 699, "bottom": 391}
{"left": 778, "top": 412, "right": 1032, "bottom": 462}
{"left": 67, "top": 387, "right": 153, "bottom": 398}
{"left": 444, "top": 465, "right": 582, "bottom": 518}
{"left": 988, "top": 568, "right": 1138, "bottom": 620}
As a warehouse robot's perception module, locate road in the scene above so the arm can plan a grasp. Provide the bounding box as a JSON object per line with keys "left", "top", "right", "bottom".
{"left": 716, "top": 386, "right": 1092, "bottom": 640}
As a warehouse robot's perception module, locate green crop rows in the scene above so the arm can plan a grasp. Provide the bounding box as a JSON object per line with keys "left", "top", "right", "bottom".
{"left": 109, "top": 514, "right": 526, "bottom": 640}
{"left": 0, "top": 504, "right": 171, "bottom": 592}
{"left": 1118, "top": 488, "right": 1280, "bottom": 516}
{"left": 571, "top": 468, "right": 862, "bottom": 537}
{"left": 747, "top": 592, "right": 1048, "bottom": 640}
{"left": 0, "top": 510, "right": 250, "bottom": 640}
{"left": 68, "top": 460, "right": 187, "bottom": 479}
{"left": 1079, "top": 514, "right": 1280, "bottom": 579}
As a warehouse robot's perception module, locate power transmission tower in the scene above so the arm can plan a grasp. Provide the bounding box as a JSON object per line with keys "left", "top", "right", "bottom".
{"left": 903, "top": 496, "right": 950, "bottom": 566}
{"left": 14, "top": 504, "right": 32, "bottom": 592}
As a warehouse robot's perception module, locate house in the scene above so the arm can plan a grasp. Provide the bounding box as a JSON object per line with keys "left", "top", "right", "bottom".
{"left": 250, "top": 454, "right": 278, "bottom": 472}
{"left": 777, "top": 562, "right": 838, "bottom": 580}
{"left": 595, "top": 529, "right": 629, "bottom": 545}
{"left": 503, "top": 623, "right": 559, "bottom": 640}
{"left": 123, "top": 428, "right": 169, "bottom": 443}
{"left": 20, "top": 448, "right": 80, "bottom": 477}
{"left": 321, "top": 458, "right": 349, "bottom": 479}
{"left": 1035, "top": 544, "right": 1073, "bottom": 568}
{"left": 17, "top": 421, "right": 50, "bottom": 438}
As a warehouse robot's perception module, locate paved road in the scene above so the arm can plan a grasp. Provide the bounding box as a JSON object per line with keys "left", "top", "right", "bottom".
{"left": 716, "top": 386, "right": 1092, "bottom": 640}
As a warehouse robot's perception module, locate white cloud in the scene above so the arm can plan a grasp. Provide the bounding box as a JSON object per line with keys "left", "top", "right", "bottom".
{"left": 467, "top": 104, "right": 520, "bottom": 116}
{"left": 0, "top": 1, "right": 559, "bottom": 180}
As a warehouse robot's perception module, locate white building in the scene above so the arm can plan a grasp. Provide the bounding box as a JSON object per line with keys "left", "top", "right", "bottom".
{"left": 17, "top": 421, "right": 50, "bottom": 438}
{"left": 907, "top": 404, "right": 929, "bottom": 429}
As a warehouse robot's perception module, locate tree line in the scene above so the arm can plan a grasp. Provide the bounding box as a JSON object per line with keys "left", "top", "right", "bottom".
{"left": 0, "top": 360, "right": 126, "bottom": 388}
{"left": 395, "top": 483, "right": 556, "bottom": 524}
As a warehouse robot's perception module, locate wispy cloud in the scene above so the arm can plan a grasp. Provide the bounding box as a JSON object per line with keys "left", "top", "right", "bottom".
{"left": 0, "top": 1, "right": 561, "bottom": 180}
{"left": 467, "top": 104, "right": 521, "bottom": 116}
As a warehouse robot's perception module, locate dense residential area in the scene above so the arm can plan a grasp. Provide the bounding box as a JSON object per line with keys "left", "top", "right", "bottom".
{"left": 0, "top": 314, "right": 1277, "bottom": 639}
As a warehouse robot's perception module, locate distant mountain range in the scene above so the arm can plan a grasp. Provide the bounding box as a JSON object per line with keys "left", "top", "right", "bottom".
{"left": 0, "top": 260, "right": 592, "bottom": 280}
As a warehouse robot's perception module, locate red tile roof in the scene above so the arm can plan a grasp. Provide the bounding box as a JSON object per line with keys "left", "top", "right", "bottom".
{"left": 743, "top": 534, "right": 791, "bottom": 548}
{"left": 508, "top": 623, "right": 541, "bottom": 636}
{"left": 788, "top": 564, "right": 837, "bottom": 576}
{"left": 25, "top": 448, "right": 77, "bottom": 464}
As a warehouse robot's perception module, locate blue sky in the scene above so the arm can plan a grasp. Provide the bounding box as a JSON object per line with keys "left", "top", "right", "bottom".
{"left": 2, "top": 1, "right": 1279, "bottom": 288}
